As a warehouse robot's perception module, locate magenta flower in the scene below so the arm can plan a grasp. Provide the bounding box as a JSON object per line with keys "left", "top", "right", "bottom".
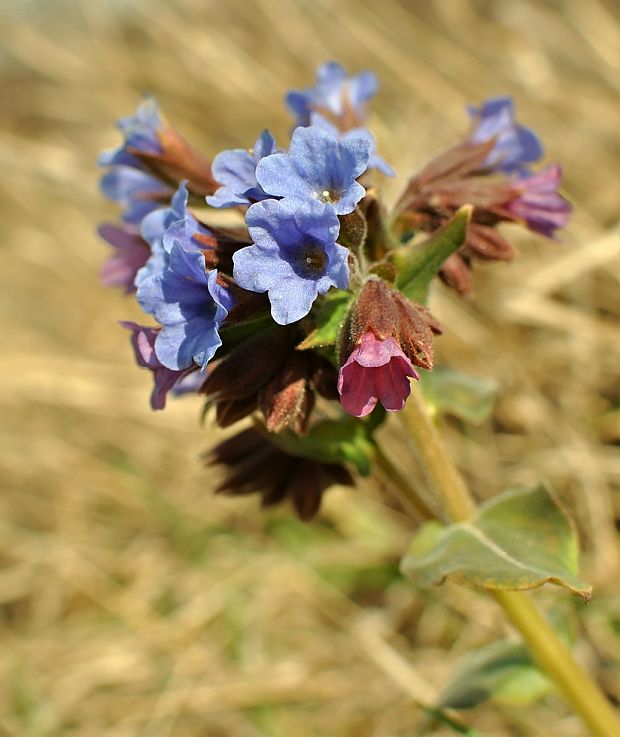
{"left": 338, "top": 331, "right": 418, "bottom": 418}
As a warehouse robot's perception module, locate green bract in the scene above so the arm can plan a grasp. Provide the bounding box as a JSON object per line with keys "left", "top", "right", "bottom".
{"left": 391, "top": 205, "right": 472, "bottom": 303}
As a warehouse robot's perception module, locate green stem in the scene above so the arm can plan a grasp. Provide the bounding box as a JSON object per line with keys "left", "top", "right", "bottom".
{"left": 397, "top": 390, "right": 620, "bottom": 737}
{"left": 373, "top": 445, "right": 436, "bottom": 521}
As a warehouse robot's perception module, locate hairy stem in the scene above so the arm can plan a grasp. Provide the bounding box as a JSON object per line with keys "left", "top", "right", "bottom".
{"left": 395, "top": 389, "right": 620, "bottom": 737}
{"left": 373, "top": 444, "right": 436, "bottom": 521}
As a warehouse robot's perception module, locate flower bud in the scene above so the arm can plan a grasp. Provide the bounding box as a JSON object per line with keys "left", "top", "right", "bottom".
{"left": 260, "top": 353, "right": 315, "bottom": 435}
{"left": 207, "top": 427, "right": 353, "bottom": 521}
{"left": 201, "top": 326, "right": 293, "bottom": 403}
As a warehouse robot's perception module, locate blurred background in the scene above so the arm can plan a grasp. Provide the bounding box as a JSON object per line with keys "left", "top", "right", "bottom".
{"left": 1, "top": 1, "right": 619, "bottom": 735}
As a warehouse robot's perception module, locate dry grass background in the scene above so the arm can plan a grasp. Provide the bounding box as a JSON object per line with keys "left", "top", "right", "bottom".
{"left": 1, "top": 0, "right": 619, "bottom": 735}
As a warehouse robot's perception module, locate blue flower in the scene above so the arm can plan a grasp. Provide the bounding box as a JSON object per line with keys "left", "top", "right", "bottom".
{"left": 468, "top": 97, "right": 543, "bottom": 174}
{"left": 286, "top": 62, "right": 377, "bottom": 128}
{"left": 99, "top": 97, "right": 164, "bottom": 169}
{"left": 207, "top": 130, "right": 277, "bottom": 208}
{"left": 256, "top": 126, "right": 370, "bottom": 216}
{"left": 136, "top": 181, "right": 211, "bottom": 286}
{"left": 100, "top": 166, "right": 171, "bottom": 224}
{"left": 233, "top": 198, "right": 349, "bottom": 325}
{"left": 310, "top": 112, "right": 395, "bottom": 177}
{"left": 137, "top": 244, "right": 232, "bottom": 370}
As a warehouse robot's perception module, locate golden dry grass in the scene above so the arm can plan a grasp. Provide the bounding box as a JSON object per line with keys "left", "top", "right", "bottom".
{"left": 0, "top": 1, "right": 619, "bottom": 735}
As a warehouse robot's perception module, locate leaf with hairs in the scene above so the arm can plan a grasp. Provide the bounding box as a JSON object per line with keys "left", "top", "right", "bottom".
{"left": 401, "top": 485, "right": 591, "bottom": 600}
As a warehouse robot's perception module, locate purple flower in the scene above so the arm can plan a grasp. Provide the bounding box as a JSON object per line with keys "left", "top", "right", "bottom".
{"left": 100, "top": 167, "right": 171, "bottom": 224}
{"left": 136, "top": 243, "right": 232, "bottom": 370}
{"left": 233, "top": 198, "right": 349, "bottom": 325}
{"left": 206, "top": 130, "right": 278, "bottom": 208}
{"left": 99, "top": 98, "right": 164, "bottom": 169}
{"left": 121, "top": 321, "right": 197, "bottom": 410}
{"left": 468, "top": 97, "right": 543, "bottom": 174}
{"left": 256, "top": 126, "right": 370, "bottom": 216}
{"left": 98, "top": 222, "right": 150, "bottom": 292}
{"left": 505, "top": 164, "right": 571, "bottom": 238}
{"left": 337, "top": 331, "right": 418, "bottom": 417}
{"left": 286, "top": 61, "right": 377, "bottom": 128}
{"left": 310, "top": 112, "right": 394, "bottom": 177}
{"left": 136, "top": 181, "right": 210, "bottom": 286}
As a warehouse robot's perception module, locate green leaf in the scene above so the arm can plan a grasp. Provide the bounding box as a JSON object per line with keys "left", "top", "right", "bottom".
{"left": 421, "top": 367, "right": 497, "bottom": 424}
{"left": 391, "top": 205, "right": 472, "bottom": 302}
{"left": 297, "top": 291, "right": 352, "bottom": 350}
{"left": 439, "top": 640, "right": 551, "bottom": 710}
{"left": 401, "top": 485, "right": 591, "bottom": 600}
{"left": 270, "top": 416, "right": 376, "bottom": 475}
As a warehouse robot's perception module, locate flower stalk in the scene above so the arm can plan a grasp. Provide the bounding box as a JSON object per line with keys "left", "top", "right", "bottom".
{"left": 393, "top": 390, "right": 620, "bottom": 737}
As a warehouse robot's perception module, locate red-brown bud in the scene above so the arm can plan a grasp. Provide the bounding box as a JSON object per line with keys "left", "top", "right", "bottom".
{"left": 259, "top": 353, "right": 315, "bottom": 435}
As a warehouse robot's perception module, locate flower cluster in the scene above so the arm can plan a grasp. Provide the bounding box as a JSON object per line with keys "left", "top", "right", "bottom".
{"left": 98, "top": 63, "right": 571, "bottom": 518}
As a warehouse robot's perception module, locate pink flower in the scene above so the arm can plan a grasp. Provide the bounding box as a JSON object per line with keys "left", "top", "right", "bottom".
{"left": 505, "top": 164, "right": 571, "bottom": 239}
{"left": 99, "top": 223, "right": 150, "bottom": 292}
{"left": 337, "top": 331, "right": 418, "bottom": 417}
{"left": 120, "top": 321, "right": 197, "bottom": 410}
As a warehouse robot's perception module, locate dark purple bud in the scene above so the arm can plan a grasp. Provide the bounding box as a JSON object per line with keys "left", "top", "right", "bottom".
{"left": 215, "top": 395, "right": 259, "bottom": 428}
{"left": 207, "top": 427, "right": 353, "bottom": 521}
{"left": 202, "top": 327, "right": 293, "bottom": 403}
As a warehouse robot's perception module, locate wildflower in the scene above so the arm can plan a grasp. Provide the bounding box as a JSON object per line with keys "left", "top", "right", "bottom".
{"left": 338, "top": 332, "right": 418, "bottom": 417}
{"left": 338, "top": 278, "right": 440, "bottom": 417}
{"left": 207, "top": 427, "right": 354, "bottom": 520}
{"left": 207, "top": 130, "right": 278, "bottom": 208}
{"left": 233, "top": 198, "right": 349, "bottom": 325}
{"left": 99, "top": 167, "right": 172, "bottom": 224}
{"left": 99, "top": 97, "right": 218, "bottom": 201}
{"left": 98, "top": 222, "right": 150, "bottom": 292}
{"left": 468, "top": 96, "right": 543, "bottom": 174}
{"left": 99, "top": 97, "right": 165, "bottom": 168}
{"left": 97, "top": 63, "right": 573, "bottom": 522}
{"left": 136, "top": 243, "right": 232, "bottom": 370}
{"left": 255, "top": 125, "right": 371, "bottom": 215}
{"left": 286, "top": 61, "right": 377, "bottom": 129}
{"left": 120, "top": 321, "right": 198, "bottom": 410}
{"left": 136, "top": 181, "right": 209, "bottom": 286}
{"left": 504, "top": 164, "right": 571, "bottom": 238}
{"left": 392, "top": 136, "right": 570, "bottom": 294}
{"left": 310, "top": 112, "right": 395, "bottom": 177}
